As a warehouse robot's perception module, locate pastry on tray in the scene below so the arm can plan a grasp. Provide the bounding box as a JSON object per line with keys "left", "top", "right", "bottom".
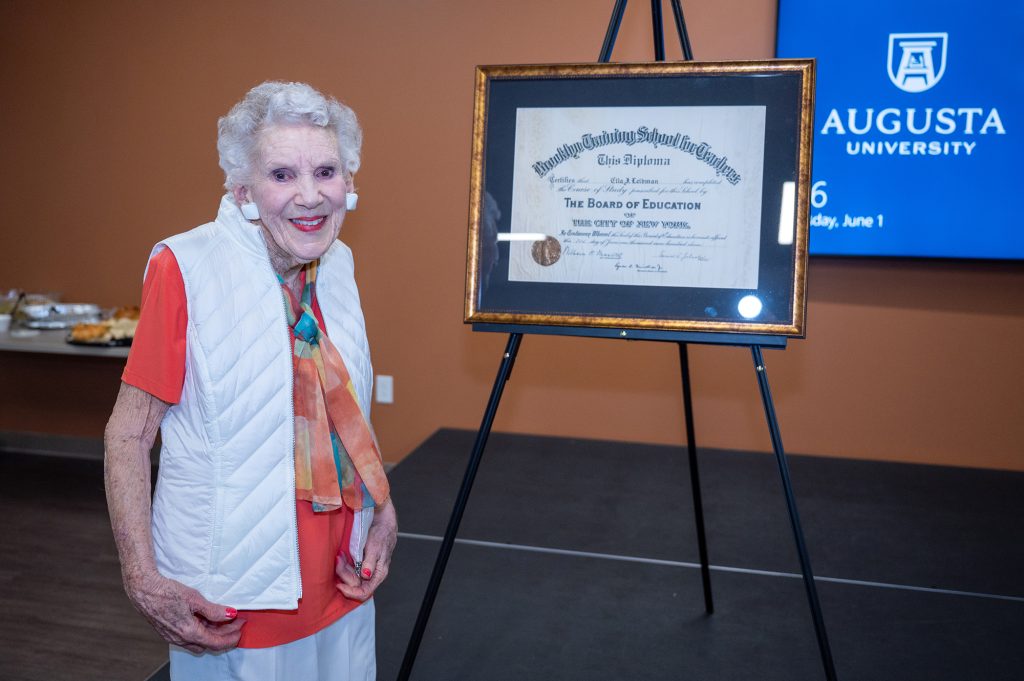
{"left": 112, "top": 305, "right": 140, "bottom": 320}
{"left": 69, "top": 323, "right": 110, "bottom": 343}
{"left": 68, "top": 308, "right": 139, "bottom": 345}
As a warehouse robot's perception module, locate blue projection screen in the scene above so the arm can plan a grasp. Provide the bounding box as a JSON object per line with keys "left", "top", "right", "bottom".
{"left": 777, "top": 0, "right": 1023, "bottom": 259}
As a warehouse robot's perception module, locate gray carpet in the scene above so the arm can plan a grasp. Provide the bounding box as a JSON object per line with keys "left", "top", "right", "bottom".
{"left": 0, "top": 454, "right": 167, "bottom": 681}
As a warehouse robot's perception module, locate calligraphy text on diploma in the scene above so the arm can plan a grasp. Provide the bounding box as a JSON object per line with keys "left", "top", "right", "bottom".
{"left": 507, "top": 106, "right": 767, "bottom": 289}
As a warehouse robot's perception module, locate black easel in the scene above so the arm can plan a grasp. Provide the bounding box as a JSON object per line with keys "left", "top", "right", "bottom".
{"left": 398, "top": 2, "right": 838, "bottom": 679}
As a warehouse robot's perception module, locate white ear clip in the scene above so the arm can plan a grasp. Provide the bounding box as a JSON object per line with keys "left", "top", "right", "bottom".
{"left": 240, "top": 202, "right": 260, "bottom": 220}
{"left": 346, "top": 193, "right": 359, "bottom": 211}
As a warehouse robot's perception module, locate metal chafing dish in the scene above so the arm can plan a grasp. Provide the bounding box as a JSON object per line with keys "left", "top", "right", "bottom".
{"left": 18, "top": 303, "right": 103, "bottom": 329}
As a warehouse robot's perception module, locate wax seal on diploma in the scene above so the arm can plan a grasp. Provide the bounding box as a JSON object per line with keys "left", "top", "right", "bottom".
{"left": 531, "top": 236, "right": 562, "bottom": 266}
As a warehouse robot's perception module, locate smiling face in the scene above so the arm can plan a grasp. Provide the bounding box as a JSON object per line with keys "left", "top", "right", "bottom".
{"left": 235, "top": 124, "right": 351, "bottom": 278}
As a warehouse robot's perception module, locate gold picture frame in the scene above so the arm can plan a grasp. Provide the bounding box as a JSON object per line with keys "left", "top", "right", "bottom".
{"left": 465, "top": 59, "right": 815, "bottom": 338}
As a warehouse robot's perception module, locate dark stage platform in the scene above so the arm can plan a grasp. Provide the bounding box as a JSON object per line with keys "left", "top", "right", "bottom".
{"left": 375, "top": 429, "right": 1023, "bottom": 681}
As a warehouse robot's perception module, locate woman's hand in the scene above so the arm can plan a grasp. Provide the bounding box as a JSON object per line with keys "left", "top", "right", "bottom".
{"left": 127, "top": 569, "right": 244, "bottom": 654}
{"left": 336, "top": 499, "right": 397, "bottom": 601}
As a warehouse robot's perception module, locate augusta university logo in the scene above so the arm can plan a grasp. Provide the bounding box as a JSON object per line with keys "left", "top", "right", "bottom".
{"left": 888, "top": 33, "right": 948, "bottom": 93}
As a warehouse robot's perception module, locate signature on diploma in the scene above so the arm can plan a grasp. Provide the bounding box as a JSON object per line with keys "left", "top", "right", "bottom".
{"left": 614, "top": 262, "right": 667, "bottom": 273}
{"left": 655, "top": 250, "right": 711, "bottom": 263}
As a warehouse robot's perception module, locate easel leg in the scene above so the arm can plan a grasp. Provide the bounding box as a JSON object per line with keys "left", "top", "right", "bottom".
{"left": 650, "top": 0, "right": 666, "bottom": 60}
{"left": 669, "top": 0, "right": 695, "bottom": 60}
{"left": 678, "top": 342, "right": 714, "bottom": 613}
{"left": 397, "top": 333, "right": 523, "bottom": 681}
{"left": 751, "top": 346, "right": 839, "bottom": 681}
{"left": 598, "top": 0, "right": 629, "bottom": 62}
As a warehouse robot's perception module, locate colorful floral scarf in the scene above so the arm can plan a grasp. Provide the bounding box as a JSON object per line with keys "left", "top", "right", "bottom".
{"left": 280, "top": 261, "right": 389, "bottom": 512}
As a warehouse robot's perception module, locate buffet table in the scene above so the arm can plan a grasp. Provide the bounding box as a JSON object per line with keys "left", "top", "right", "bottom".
{"left": 0, "top": 328, "right": 129, "bottom": 459}
{"left": 0, "top": 329, "right": 129, "bottom": 359}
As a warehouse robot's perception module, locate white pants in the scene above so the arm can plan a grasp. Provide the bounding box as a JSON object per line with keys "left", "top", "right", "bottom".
{"left": 169, "top": 600, "right": 376, "bottom": 681}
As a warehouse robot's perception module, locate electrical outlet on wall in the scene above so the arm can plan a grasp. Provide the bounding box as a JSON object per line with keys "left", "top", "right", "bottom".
{"left": 376, "top": 375, "right": 394, "bottom": 404}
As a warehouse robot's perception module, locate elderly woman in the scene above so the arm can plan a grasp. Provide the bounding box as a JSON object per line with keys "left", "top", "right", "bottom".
{"left": 104, "top": 81, "right": 396, "bottom": 681}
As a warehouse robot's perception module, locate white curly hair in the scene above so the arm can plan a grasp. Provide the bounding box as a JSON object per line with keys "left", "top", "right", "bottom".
{"left": 217, "top": 81, "right": 363, "bottom": 192}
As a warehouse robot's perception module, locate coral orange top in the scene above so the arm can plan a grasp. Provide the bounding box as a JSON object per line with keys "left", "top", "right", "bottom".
{"left": 123, "top": 248, "right": 365, "bottom": 648}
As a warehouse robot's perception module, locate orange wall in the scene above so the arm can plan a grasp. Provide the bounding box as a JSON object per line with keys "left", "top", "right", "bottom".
{"left": 1, "top": 0, "right": 1021, "bottom": 470}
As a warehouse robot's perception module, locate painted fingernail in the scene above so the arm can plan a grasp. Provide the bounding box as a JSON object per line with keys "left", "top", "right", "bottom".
{"left": 225, "top": 607, "right": 237, "bottom": 619}
{"left": 362, "top": 568, "right": 372, "bottom": 579}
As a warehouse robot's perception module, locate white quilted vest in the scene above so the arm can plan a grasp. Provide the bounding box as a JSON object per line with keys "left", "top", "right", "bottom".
{"left": 149, "top": 195, "right": 373, "bottom": 609}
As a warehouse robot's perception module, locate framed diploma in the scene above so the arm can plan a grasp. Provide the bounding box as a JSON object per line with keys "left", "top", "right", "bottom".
{"left": 465, "top": 60, "right": 816, "bottom": 338}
